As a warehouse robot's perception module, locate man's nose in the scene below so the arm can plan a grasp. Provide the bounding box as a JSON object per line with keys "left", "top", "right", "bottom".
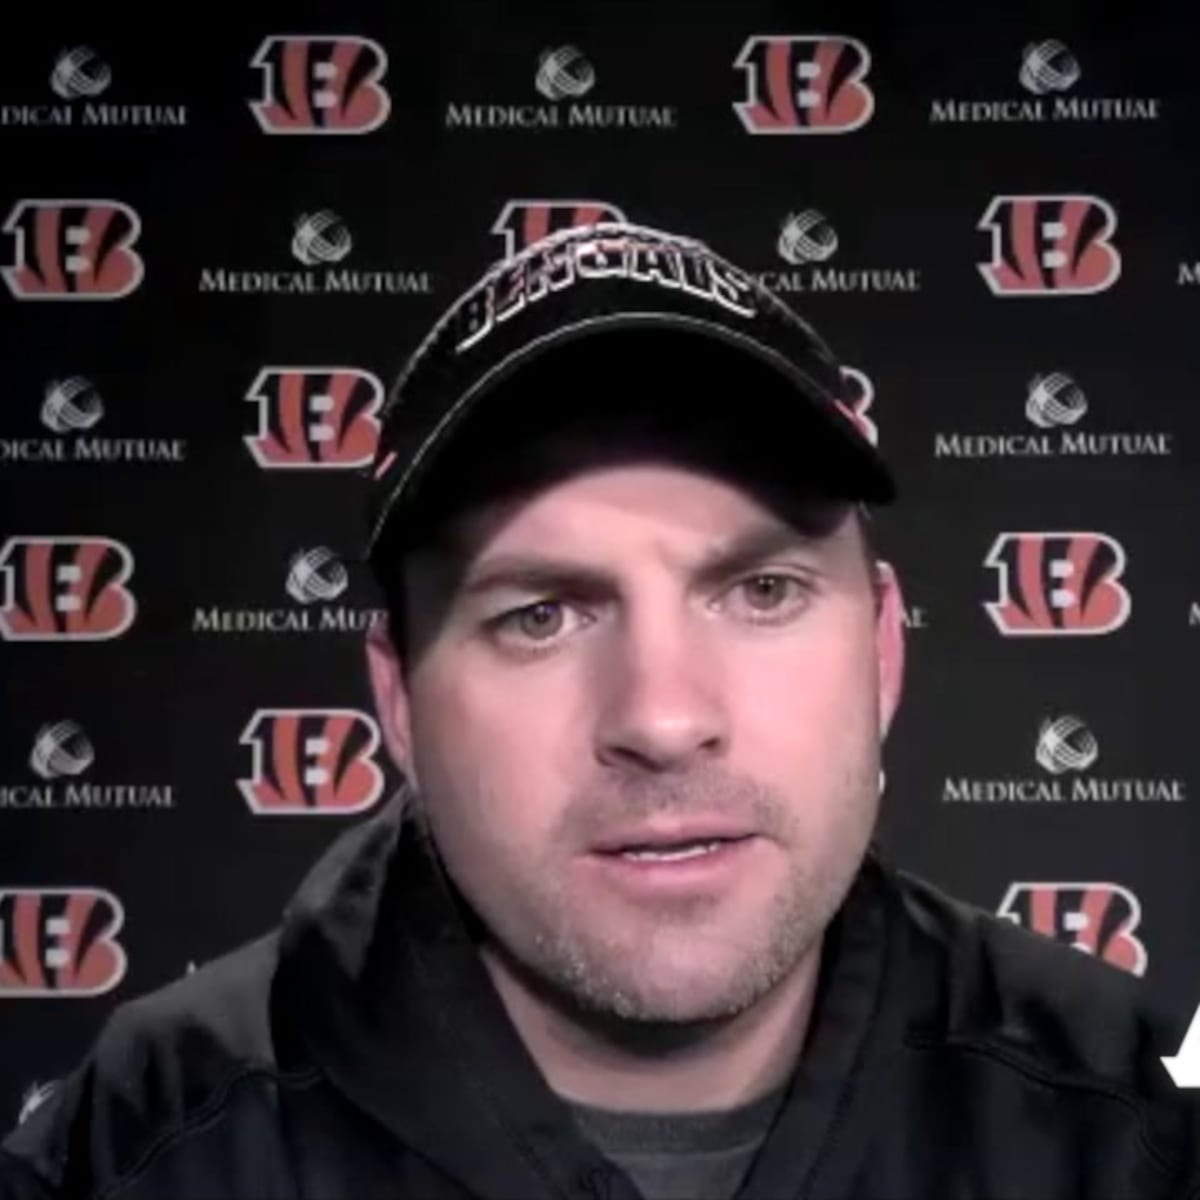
{"left": 592, "top": 615, "right": 728, "bottom": 772}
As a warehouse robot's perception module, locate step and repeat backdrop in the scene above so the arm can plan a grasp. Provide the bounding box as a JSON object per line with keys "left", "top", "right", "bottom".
{"left": 2, "top": 2, "right": 1200, "bottom": 1126}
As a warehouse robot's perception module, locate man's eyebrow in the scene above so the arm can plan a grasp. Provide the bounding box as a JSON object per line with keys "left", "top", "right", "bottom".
{"left": 458, "top": 522, "right": 820, "bottom": 600}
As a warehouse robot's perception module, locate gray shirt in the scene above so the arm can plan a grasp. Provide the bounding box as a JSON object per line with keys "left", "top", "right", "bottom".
{"left": 566, "top": 1084, "right": 789, "bottom": 1200}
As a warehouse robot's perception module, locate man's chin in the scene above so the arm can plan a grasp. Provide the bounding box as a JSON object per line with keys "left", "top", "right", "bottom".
{"left": 545, "top": 940, "right": 799, "bottom": 1029}
{"left": 550, "top": 979, "right": 764, "bottom": 1046}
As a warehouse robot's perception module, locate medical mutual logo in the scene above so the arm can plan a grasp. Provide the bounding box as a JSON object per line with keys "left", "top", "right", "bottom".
{"left": 291, "top": 211, "right": 352, "bottom": 265}
{"left": 754, "top": 208, "right": 920, "bottom": 295}
{"left": 191, "top": 546, "right": 385, "bottom": 635}
{"left": 0, "top": 46, "right": 188, "bottom": 128}
{"left": 445, "top": 44, "right": 677, "bottom": 131}
{"left": 1019, "top": 40, "right": 1082, "bottom": 94}
{"left": 198, "top": 210, "right": 433, "bottom": 296}
{"left": 934, "top": 372, "right": 1172, "bottom": 460}
{"left": 929, "top": 38, "right": 1159, "bottom": 124}
{"left": 1175, "top": 235, "right": 1200, "bottom": 289}
{"left": 0, "top": 721, "right": 176, "bottom": 810}
{"left": 1034, "top": 715, "right": 1098, "bottom": 774}
{"left": 941, "top": 714, "right": 1186, "bottom": 805}
{"left": 0, "top": 377, "right": 187, "bottom": 465}
{"left": 535, "top": 46, "right": 596, "bottom": 100}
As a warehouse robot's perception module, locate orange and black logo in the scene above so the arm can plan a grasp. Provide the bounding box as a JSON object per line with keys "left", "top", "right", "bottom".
{"left": 249, "top": 36, "right": 390, "bottom": 134}
{"left": 0, "top": 889, "right": 127, "bottom": 996}
{"left": 492, "top": 200, "right": 629, "bottom": 258}
{"left": 984, "top": 532, "right": 1130, "bottom": 636}
{"left": 837, "top": 366, "right": 878, "bottom": 446}
{"left": 0, "top": 537, "right": 136, "bottom": 641}
{"left": 978, "top": 195, "right": 1121, "bottom": 295}
{"left": 998, "top": 882, "right": 1147, "bottom": 976}
{"left": 239, "top": 708, "right": 385, "bottom": 814}
{"left": 2, "top": 200, "right": 143, "bottom": 300}
{"left": 734, "top": 36, "right": 873, "bottom": 134}
{"left": 244, "top": 368, "right": 382, "bottom": 468}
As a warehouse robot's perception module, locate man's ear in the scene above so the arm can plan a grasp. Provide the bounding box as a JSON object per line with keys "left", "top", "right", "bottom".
{"left": 872, "top": 560, "right": 906, "bottom": 741}
{"left": 365, "top": 615, "right": 415, "bottom": 774}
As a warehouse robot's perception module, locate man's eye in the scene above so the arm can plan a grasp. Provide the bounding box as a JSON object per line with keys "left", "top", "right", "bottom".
{"left": 491, "top": 599, "right": 578, "bottom": 644}
{"left": 725, "top": 574, "right": 814, "bottom": 620}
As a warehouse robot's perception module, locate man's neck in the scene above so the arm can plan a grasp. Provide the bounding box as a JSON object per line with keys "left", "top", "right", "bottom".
{"left": 478, "top": 938, "right": 824, "bottom": 1114}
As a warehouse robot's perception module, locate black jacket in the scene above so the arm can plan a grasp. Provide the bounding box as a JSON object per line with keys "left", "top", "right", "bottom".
{"left": 2, "top": 800, "right": 1198, "bottom": 1200}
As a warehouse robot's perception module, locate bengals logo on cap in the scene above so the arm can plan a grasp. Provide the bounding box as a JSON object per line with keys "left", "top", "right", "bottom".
{"left": 984, "top": 532, "right": 1130, "bottom": 636}
{"left": 244, "top": 368, "right": 383, "bottom": 469}
{"left": 998, "top": 882, "right": 1147, "bottom": 976}
{"left": 0, "top": 889, "right": 127, "bottom": 997}
{"left": 2, "top": 200, "right": 143, "bottom": 300}
{"left": 239, "top": 708, "right": 385, "bottom": 815}
{"left": 492, "top": 200, "right": 630, "bottom": 259}
{"left": 733, "top": 36, "right": 874, "bottom": 134}
{"left": 249, "top": 36, "right": 391, "bottom": 134}
{"left": 0, "top": 537, "right": 136, "bottom": 642}
{"left": 837, "top": 365, "right": 878, "bottom": 446}
{"left": 978, "top": 195, "right": 1121, "bottom": 295}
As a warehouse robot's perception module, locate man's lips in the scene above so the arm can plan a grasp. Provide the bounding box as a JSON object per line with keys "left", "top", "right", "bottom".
{"left": 589, "top": 820, "right": 758, "bottom": 855}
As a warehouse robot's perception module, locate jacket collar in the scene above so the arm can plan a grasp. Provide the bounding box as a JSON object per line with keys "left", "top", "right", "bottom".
{"left": 276, "top": 798, "right": 907, "bottom": 1200}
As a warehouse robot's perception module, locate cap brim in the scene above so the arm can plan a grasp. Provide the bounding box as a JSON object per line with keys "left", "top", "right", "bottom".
{"left": 375, "top": 318, "right": 895, "bottom": 556}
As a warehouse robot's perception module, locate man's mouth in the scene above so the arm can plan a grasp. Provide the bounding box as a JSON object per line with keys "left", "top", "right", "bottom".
{"left": 609, "top": 836, "right": 752, "bottom": 862}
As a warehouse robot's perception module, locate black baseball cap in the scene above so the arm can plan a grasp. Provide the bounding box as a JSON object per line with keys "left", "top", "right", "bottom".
{"left": 364, "top": 221, "right": 894, "bottom": 563}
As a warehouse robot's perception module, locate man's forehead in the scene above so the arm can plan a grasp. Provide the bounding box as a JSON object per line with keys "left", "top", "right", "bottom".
{"left": 421, "top": 469, "right": 854, "bottom": 586}
{"left": 464, "top": 516, "right": 847, "bottom": 596}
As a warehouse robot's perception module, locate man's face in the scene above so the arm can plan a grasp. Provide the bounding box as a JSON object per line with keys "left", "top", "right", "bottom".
{"left": 368, "top": 456, "right": 905, "bottom": 1026}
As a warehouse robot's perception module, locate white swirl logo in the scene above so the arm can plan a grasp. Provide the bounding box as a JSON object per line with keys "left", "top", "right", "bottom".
{"left": 41, "top": 376, "right": 104, "bottom": 433}
{"left": 777, "top": 209, "right": 838, "bottom": 264}
{"left": 49, "top": 47, "right": 112, "bottom": 100}
{"left": 535, "top": 45, "right": 596, "bottom": 100}
{"left": 1026, "top": 371, "right": 1087, "bottom": 429}
{"left": 1036, "top": 714, "right": 1099, "bottom": 775}
{"left": 1019, "top": 40, "right": 1081, "bottom": 96}
{"left": 291, "top": 211, "right": 353, "bottom": 266}
{"left": 286, "top": 547, "right": 349, "bottom": 604}
{"left": 30, "top": 720, "right": 95, "bottom": 780}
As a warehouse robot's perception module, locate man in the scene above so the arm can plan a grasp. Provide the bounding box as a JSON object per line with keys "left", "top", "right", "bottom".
{"left": 2, "top": 223, "right": 1197, "bottom": 1199}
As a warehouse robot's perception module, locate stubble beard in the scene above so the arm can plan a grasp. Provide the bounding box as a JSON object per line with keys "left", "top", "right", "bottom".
{"left": 490, "top": 758, "right": 881, "bottom": 1032}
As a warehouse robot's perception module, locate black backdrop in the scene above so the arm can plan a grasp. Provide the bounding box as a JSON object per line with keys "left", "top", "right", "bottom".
{"left": 3, "top": 1, "right": 1200, "bottom": 1125}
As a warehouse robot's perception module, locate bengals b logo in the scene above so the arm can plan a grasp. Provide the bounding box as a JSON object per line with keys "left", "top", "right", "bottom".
{"left": 0, "top": 537, "right": 137, "bottom": 642}
{"left": 733, "top": 36, "right": 874, "bottom": 134}
{"left": 837, "top": 365, "right": 878, "bottom": 446}
{"left": 0, "top": 889, "right": 127, "bottom": 997}
{"left": 978, "top": 195, "right": 1121, "bottom": 295}
{"left": 985, "top": 532, "right": 1130, "bottom": 636}
{"left": 998, "top": 882, "right": 1147, "bottom": 976}
{"left": 492, "top": 200, "right": 629, "bottom": 259}
{"left": 245, "top": 368, "right": 383, "bottom": 468}
{"left": 239, "top": 708, "right": 385, "bottom": 815}
{"left": 249, "top": 36, "right": 390, "bottom": 134}
{"left": 2, "top": 200, "right": 143, "bottom": 300}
